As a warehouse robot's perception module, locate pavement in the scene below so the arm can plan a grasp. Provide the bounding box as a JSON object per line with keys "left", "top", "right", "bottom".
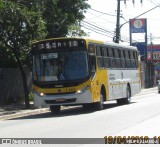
{"left": 0, "top": 87, "right": 158, "bottom": 120}
{"left": 0, "top": 102, "right": 49, "bottom": 120}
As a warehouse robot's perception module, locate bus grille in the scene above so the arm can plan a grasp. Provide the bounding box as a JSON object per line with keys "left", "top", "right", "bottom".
{"left": 45, "top": 98, "right": 76, "bottom": 104}
{"left": 45, "top": 92, "right": 75, "bottom": 95}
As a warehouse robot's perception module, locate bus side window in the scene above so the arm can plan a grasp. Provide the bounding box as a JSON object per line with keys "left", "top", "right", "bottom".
{"left": 118, "top": 49, "right": 122, "bottom": 68}
{"left": 103, "top": 47, "right": 110, "bottom": 68}
{"left": 108, "top": 48, "right": 115, "bottom": 68}
{"left": 96, "top": 46, "right": 103, "bottom": 68}
{"left": 135, "top": 51, "right": 138, "bottom": 68}
{"left": 128, "top": 51, "right": 132, "bottom": 68}
{"left": 102, "top": 47, "right": 106, "bottom": 67}
{"left": 124, "top": 50, "right": 130, "bottom": 68}
{"left": 96, "top": 46, "right": 101, "bottom": 56}
{"left": 114, "top": 49, "right": 121, "bottom": 68}
{"left": 112, "top": 49, "right": 116, "bottom": 68}
{"left": 121, "top": 50, "right": 126, "bottom": 68}
{"left": 130, "top": 51, "right": 135, "bottom": 68}
{"left": 106, "top": 47, "right": 110, "bottom": 68}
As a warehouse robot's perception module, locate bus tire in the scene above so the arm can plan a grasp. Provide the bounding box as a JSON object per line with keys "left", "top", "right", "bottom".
{"left": 94, "top": 93, "right": 104, "bottom": 110}
{"left": 82, "top": 104, "right": 92, "bottom": 110}
{"left": 117, "top": 86, "right": 131, "bottom": 105}
{"left": 123, "top": 86, "right": 131, "bottom": 104}
{"left": 116, "top": 98, "right": 124, "bottom": 105}
{"left": 50, "top": 105, "right": 60, "bottom": 114}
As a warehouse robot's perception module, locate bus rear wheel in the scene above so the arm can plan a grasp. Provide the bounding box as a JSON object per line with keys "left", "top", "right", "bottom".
{"left": 116, "top": 98, "right": 124, "bottom": 105}
{"left": 50, "top": 105, "right": 60, "bottom": 114}
{"left": 123, "top": 86, "right": 131, "bottom": 104}
{"left": 117, "top": 86, "right": 131, "bottom": 105}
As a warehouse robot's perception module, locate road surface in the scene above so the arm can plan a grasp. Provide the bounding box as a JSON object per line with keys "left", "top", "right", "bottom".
{"left": 0, "top": 87, "right": 159, "bottom": 143}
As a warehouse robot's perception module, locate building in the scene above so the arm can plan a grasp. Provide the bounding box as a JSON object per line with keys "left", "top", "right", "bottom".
{"left": 148, "top": 44, "right": 160, "bottom": 82}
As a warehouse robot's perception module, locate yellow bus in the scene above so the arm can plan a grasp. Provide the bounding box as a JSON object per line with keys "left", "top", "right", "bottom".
{"left": 32, "top": 37, "right": 141, "bottom": 113}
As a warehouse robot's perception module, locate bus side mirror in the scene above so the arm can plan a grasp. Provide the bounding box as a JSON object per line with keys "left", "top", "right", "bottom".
{"left": 140, "top": 55, "right": 145, "bottom": 61}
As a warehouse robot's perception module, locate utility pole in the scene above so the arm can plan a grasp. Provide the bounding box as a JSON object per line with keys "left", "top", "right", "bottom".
{"left": 115, "top": 0, "right": 121, "bottom": 43}
{"left": 114, "top": 0, "right": 144, "bottom": 43}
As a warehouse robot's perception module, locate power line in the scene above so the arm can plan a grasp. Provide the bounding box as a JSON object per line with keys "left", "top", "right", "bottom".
{"left": 82, "top": 20, "right": 132, "bottom": 42}
{"left": 85, "top": 12, "right": 106, "bottom": 19}
{"left": 82, "top": 21, "right": 115, "bottom": 35}
{"left": 85, "top": 12, "right": 116, "bottom": 24}
{"left": 83, "top": 20, "right": 114, "bottom": 33}
{"left": 147, "top": 0, "right": 159, "bottom": 5}
{"left": 89, "top": 8, "right": 116, "bottom": 17}
{"left": 81, "top": 25, "right": 114, "bottom": 38}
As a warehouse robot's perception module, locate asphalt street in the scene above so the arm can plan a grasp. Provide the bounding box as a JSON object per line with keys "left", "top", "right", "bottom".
{"left": 0, "top": 87, "right": 159, "bottom": 141}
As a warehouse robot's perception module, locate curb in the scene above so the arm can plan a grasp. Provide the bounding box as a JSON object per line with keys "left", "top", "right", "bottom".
{"left": 0, "top": 108, "right": 49, "bottom": 120}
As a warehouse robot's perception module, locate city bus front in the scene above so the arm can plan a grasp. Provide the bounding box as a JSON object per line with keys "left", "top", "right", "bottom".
{"left": 32, "top": 38, "right": 92, "bottom": 111}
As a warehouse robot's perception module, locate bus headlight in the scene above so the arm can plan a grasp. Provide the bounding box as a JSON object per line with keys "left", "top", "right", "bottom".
{"left": 40, "top": 93, "right": 45, "bottom": 97}
{"left": 76, "top": 86, "right": 89, "bottom": 94}
{"left": 35, "top": 91, "right": 45, "bottom": 97}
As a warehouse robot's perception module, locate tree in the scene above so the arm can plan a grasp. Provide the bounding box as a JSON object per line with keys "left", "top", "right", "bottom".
{"left": 0, "top": 0, "right": 90, "bottom": 108}
{"left": 0, "top": 0, "right": 47, "bottom": 108}
{"left": 43, "top": 0, "right": 90, "bottom": 38}
{"left": 67, "top": 23, "right": 89, "bottom": 37}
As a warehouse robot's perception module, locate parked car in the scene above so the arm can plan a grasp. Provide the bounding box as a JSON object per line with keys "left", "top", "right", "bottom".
{"left": 158, "top": 80, "right": 160, "bottom": 94}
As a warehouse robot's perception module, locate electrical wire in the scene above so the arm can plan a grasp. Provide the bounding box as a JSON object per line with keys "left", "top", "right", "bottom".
{"left": 81, "top": 25, "right": 114, "bottom": 38}
{"left": 89, "top": 8, "right": 116, "bottom": 17}
{"left": 82, "top": 21, "right": 115, "bottom": 34}
{"left": 85, "top": 12, "right": 116, "bottom": 24}
{"left": 81, "top": 20, "right": 132, "bottom": 42}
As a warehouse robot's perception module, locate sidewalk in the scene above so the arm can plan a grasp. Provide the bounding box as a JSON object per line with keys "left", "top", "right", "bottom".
{"left": 0, "top": 87, "right": 158, "bottom": 120}
{"left": 0, "top": 102, "right": 49, "bottom": 120}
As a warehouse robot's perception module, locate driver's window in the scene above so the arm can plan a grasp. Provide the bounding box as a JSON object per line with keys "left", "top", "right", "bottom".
{"left": 90, "top": 55, "right": 96, "bottom": 78}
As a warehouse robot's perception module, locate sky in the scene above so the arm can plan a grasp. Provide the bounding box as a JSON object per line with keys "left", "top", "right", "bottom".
{"left": 82, "top": 0, "right": 160, "bottom": 45}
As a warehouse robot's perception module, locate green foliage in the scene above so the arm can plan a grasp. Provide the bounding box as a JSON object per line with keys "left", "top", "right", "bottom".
{"left": 67, "top": 23, "right": 89, "bottom": 37}
{"left": 0, "top": 0, "right": 90, "bottom": 67}
{"left": 43, "top": 0, "right": 90, "bottom": 38}
{"left": 0, "top": 0, "right": 47, "bottom": 68}
{"left": 29, "top": 92, "right": 34, "bottom": 102}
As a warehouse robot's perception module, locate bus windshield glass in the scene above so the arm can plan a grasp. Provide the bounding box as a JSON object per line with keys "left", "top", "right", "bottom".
{"left": 33, "top": 51, "right": 89, "bottom": 82}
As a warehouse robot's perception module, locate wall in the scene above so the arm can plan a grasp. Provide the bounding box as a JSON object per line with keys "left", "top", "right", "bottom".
{"left": 0, "top": 68, "right": 32, "bottom": 105}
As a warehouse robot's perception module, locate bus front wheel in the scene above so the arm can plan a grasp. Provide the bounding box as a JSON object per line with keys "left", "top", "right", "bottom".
{"left": 94, "top": 93, "right": 104, "bottom": 110}
{"left": 50, "top": 105, "right": 61, "bottom": 114}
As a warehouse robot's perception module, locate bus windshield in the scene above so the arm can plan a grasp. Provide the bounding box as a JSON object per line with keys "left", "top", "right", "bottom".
{"left": 33, "top": 51, "right": 89, "bottom": 82}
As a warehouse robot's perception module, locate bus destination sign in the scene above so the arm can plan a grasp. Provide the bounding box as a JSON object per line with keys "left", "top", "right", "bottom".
{"left": 32, "top": 39, "right": 86, "bottom": 51}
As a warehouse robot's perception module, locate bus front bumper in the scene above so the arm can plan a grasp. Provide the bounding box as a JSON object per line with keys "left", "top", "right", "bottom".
{"left": 34, "top": 89, "right": 92, "bottom": 108}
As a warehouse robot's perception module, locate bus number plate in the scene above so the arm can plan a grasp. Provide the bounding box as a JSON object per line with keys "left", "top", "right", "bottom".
{"left": 55, "top": 98, "right": 65, "bottom": 102}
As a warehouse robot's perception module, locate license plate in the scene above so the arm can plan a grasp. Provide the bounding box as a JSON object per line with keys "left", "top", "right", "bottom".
{"left": 55, "top": 98, "right": 65, "bottom": 102}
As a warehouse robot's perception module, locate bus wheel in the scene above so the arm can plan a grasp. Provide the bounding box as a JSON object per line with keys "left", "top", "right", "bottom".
{"left": 123, "top": 86, "right": 131, "bottom": 104}
{"left": 50, "top": 105, "right": 60, "bottom": 114}
{"left": 116, "top": 99, "right": 124, "bottom": 105}
{"left": 94, "top": 93, "right": 104, "bottom": 110}
{"left": 82, "top": 104, "right": 92, "bottom": 111}
{"left": 117, "top": 86, "right": 131, "bottom": 105}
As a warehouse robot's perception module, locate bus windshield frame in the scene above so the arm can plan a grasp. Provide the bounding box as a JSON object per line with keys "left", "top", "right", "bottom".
{"left": 32, "top": 39, "right": 90, "bottom": 87}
